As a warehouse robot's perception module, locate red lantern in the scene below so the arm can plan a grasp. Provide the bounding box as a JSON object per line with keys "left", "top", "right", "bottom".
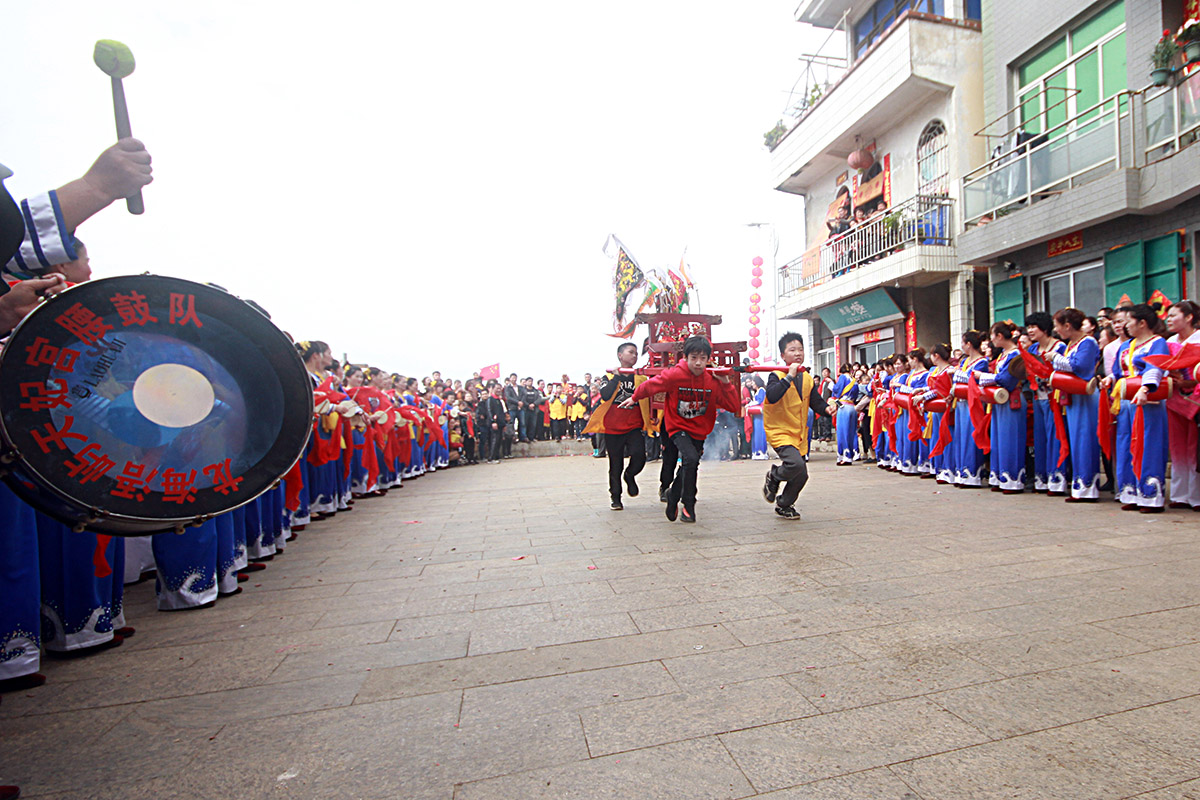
{"left": 749, "top": 315, "right": 760, "bottom": 324}
{"left": 847, "top": 148, "right": 874, "bottom": 171}
{"left": 749, "top": 327, "right": 760, "bottom": 337}
{"left": 748, "top": 348, "right": 760, "bottom": 359}
{"left": 751, "top": 278, "right": 762, "bottom": 288}
{"left": 750, "top": 293, "right": 760, "bottom": 303}
{"left": 750, "top": 304, "right": 760, "bottom": 313}
{"left": 751, "top": 267, "right": 763, "bottom": 277}
{"left": 752, "top": 256, "right": 764, "bottom": 267}
{"left": 748, "top": 337, "right": 759, "bottom": 348}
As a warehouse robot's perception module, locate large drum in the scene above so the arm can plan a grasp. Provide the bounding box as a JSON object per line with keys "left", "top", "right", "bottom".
{"left": 0, "top": 275, "right": 312, "bottom": 534}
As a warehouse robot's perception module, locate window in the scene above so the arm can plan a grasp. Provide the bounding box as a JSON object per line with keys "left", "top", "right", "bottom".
{"left": 1038, "top": 262, "right": 1103, "bottom": 314}
{"left": 917, "top": 120, "right": 949, "bottom": 196}
{"left": 853, "top": 0, "right": 944, "bottom": 60}
{"left": 1016, "top": 1, "right": 1126, "bottom": 135}
{"left": 855, "top": 340, "right": 895, "bottom": 365}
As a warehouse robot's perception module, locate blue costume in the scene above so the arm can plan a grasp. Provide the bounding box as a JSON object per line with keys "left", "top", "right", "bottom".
{"left": 952, "top": 356, "right": 989, "bottom": 486}
{"left": 831, "top": 374, "right": 860, "bottom": 464}
{"left": 1112, "top": 336, "right": 1171, "bottom": 508}
{"left": 152, "top": 520, "right": 218, "bottom": 610}
{"left": 889, "top": 372, "right": 909, "bottom": 470}
{"left": 1050, "top": 336, "right": 1101, "bottom": 500}
{"left": 875, "top": 374, "right": 892, "bottom": 466}
{"left": 922, "top": 365, "right": 953, "bottom": 483}
{"left": 1030, "top": 339, "right": 1068, "bottom": 493}
{"left": 0, "top": 483, "right": 40, "bottom": 681}
{"left": 981, "top": 349, "right": 1026, "bottom": 491}
{"left": 750, "top": 387, "right": 768, "bottom": 459}
{"left": 900, "top": 369, "right": 929, "bottom": 475}
{"left": 36, "top": 515, "right": 126, "bottom": 651}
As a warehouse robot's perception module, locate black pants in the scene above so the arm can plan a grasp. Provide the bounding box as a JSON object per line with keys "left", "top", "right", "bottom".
{"left": 501, "top": 427, "right": 513, "bottom": 457}
{"left": 646, "top": 432, "right": 661, "bottom": 461}
{"left": 659, "top": 423, "right": 678, "bottom": 492}
{"left": 859, "top": 414, "right": 872, "bottom": 459}
{"left": 550, "top": 419, "right": 567, "bottom": 440}
{"left": 606, "top": 429, "right": 646, "bottom": 502}
{"left": 769, "top": 444, "right": 810, "bottom": 508}
{"left": 485, "top": 427, "right": 503, "bottom": 461}
{"left": 464, "top": 436, "right": 476, "bottom": 463}
{"left": 668, "top": 432, "right": 705, "bottom": 511}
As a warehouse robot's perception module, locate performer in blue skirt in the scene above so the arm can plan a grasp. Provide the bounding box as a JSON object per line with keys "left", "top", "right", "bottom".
{"left": 875, "top": 361, "right": 893, "bottom": 467}
{"left": 1026, "top": 312, "right": 1068, "bottom": 494}
{"left": 36, "top": 515, "right": 128, "bottom": 652}
{"left": 1108, "top": 303, "right": 1171, "bottom": 512}
{"left": 1050, "top": 307, "right": 1102, "bottom": 502}
{"left": 980, "top": 322, "right": 1027, "bottom": 493}
{"left": 152, "top": 521, "right": 218, "bottom": 610}
{"left": 953, "top": 330, "right": 990, "bottom": 487}
{"left": 900, "top": 349, "right": 930, "bottom": 475}
{"left": 887, "top": 354, "right": 909, "bottom": 471}
{"left": 830, "top": 364, "right": 860, "bottom": 465}
{"left": 0, "top": 484, "right": 43, "bottom": 691}
{"left": 923, "top": 344, "right": 955, "bottom": 483}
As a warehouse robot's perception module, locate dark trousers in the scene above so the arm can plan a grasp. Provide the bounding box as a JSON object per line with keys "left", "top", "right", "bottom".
{"left": 606, "top": 429, "right": 646, "bottom": 502}
{"left": 521, "top": 409, "right": 539, "bottom": 442}
{"left": 646, "top": 432, "right": 661, "bottom": 461}
{"left": 769, "top": 444, "right": 810, "bottom": 508}
{"left": 550, "top": 419, "right": 567, "bottom": 440}
{"left": 464, "top": 436, "right": 476, "bottom": 463}
{"left": 659, "top": 424, "right": 678, "bottom": 492}
{"left": 667, "top": 432, "right": 705, "bottom": 511}
{"left": 486, "top": 427, "right": 503, "bottom": 461}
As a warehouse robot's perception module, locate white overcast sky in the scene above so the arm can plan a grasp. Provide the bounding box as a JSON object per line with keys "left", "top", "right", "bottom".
{"left": 3, "top": 2, "right": 826, "bottom": 380}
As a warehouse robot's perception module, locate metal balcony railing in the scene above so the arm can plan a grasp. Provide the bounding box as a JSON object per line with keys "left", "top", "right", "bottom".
{"left": 1143, "top": 67, "right": 1200, "bottom": 162}
{"left": 961, "top": 91, "right": 1130, "bottom": 224}
{"left": 778, "top": 194, "right": 956, "bottom": 299}
{"left": 962, "top": 71, "right": 1200, "bottom": 226}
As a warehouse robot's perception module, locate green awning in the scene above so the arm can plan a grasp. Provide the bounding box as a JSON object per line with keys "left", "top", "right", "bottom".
{"left": 816, "top": 288, "right": 903, "bottom": 334}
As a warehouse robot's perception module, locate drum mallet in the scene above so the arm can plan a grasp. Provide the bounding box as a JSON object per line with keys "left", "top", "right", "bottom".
{"left": 92, "top": 39, "right": 144, "bottom": 215}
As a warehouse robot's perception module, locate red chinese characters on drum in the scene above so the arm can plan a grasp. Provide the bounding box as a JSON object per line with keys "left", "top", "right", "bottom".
{"left": 21, "top": 290, "right": 240, "bottom": 505}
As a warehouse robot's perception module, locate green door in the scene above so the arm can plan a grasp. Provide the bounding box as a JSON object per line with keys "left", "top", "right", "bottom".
{"left": 1104, "top": 241, "right": 1144, "bottom": 306}
{"left": 992, "top": 275, "right": 1026, "bottom": 324}
{"left": 1143, "top": 232, "right": 1182, "bottom": 302}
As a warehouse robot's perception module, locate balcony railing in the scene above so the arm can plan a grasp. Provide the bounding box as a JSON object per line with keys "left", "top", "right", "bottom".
{"left": 1143, "top": 67, "right": 1200, "bottom": 163}
{"left": 961, "top": 91, "right": 1130, "bottom": 224}
{"left": 962, "top": 71, "right": 1200, "bottom": 226}
{"left": 778, "top": 194, "right": 956, "bottom": 298}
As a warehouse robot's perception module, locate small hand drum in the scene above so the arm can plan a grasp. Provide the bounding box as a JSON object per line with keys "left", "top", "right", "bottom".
{"left": 0, "top": 275, "right": 312, "bottom": 534}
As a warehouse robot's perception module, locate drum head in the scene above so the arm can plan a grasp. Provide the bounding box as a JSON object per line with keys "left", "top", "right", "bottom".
{"left": 0, "top": 275, "right": 312, "bottom": 534}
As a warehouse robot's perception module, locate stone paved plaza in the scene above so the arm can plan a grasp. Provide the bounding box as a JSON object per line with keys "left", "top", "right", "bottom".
{"left": 4, "top": 452, "right": 1200, "bottom": 799}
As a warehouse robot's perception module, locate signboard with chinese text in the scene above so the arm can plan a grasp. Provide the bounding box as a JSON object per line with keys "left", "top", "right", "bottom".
{"left": 815, "top": 288, "right": 904, "bottom": 334}
{"left": 1047, "top": 231, "right": 1083, "bottom": 258}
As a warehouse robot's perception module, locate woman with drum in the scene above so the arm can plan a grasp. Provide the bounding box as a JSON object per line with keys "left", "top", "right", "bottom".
{"left": 1049, "top": 307, "right": 1102, "bottom": 502}
{"left": 1025, "top": 312, "right": 1068, "bottom": 495}
{"left": 1107, "top": 304, "right": 1172, "bottom": 511}
{"left": 899, "top": 349, "right": 930, "bottom": 476}
{"left": 1164, "top": 300, "right": 1200, "bottom": 510}
{"left": 923, "top": 344, "right": 955, "bottom": 484}
{"left": 829, "top": 364, "right": 860, "bottom": 465}
{"left": 978, "top": 322, "right": 1027, "bottom": 493}
{"left": 886, "top": 354, "right": 909, "bottom": 471}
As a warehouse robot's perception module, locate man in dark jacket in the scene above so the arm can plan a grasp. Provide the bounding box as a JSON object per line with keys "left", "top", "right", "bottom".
{"left": 478, "top": 383, "right": 507, "bottom": 463}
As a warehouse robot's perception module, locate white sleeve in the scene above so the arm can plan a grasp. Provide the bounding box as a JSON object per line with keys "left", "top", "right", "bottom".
{"left": 3, "top": 191, "right": 76, "bottom": 280}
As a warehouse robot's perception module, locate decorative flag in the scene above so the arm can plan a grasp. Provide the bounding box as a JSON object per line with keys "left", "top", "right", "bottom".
{"left": 678, "top": 249, "right": 695, "bottom": 288}
{"left": 603, "top": 234, "right": 645, "bottom": 334}
{"left": 1148, "top": 288, "right": 1172, "bottom": 317}
{"left": 667, "top": 269, "right": 689, "bottom": 311}
{"left": 479, "top": 363, "right": 500, "bottom": 380}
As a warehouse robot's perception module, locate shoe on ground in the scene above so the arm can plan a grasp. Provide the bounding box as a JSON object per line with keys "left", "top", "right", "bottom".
{"left": 679, "top": 507, "right": 696, "bottom": 523}
{"left": 610, "top": 500, "right": 623, "bottom": 510}
{"left": 659, "top": 487, "right": 669, "bottom": 503}
{"left": 763, "top": 471, "right": 779, "bottom": 504}
{"left": 775, "top": 505, "right": 802, "bottom": 520}
{"left": 625, "top": 473, "right": 639, "bottom": 498}
{"left": 665, "top": 488, "right": 679, "bottom": 521}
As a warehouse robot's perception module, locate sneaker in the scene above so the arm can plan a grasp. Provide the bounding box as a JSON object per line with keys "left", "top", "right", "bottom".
{"left": 665, "top": 487, "right": 679, "bottom": 521}
{"left": 625, "top": 473, "right": 639, "bottom": 498}
{"left": 763, "top": 470, "right": 779, "bottom": 504}
{"left": 611, "top": 500, "right": 623, "bottom": 511}
{"left": 679, "top": 507, "right": 696, "bottom": 523}
{"left": 775, "top": 505, "right": 802, "bottom": 520}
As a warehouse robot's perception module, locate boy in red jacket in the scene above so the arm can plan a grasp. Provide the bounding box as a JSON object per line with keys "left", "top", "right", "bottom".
{"left": 621, "top": 336, "right": 740, "bottom": 523}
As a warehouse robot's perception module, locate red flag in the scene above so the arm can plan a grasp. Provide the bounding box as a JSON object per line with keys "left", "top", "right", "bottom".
{"left": 479, "top": 363, "right": 500, "bottom": 381}
{"left": 1097, "top": 389, "right": 1115, "bottom": 462}
{"left": 908, "top": 396, "right": 925, "bottom": 442}
{"left": 1048, "top": 395, "right": 1071, "bottom": 468}
{"left": 1017, "top": 344, "right": 1054, "bottom": 382}
{"left": 1145, "top": 342, "right": 1200, "bottom": 371}
{"left": 930, "top": 404, "right": 954, "bottom": 458}
{"left": 1131, "top": 405, "right": 1146, "bottom": 482}
{"left": 967, "top": 373, "right": 991, "bottom": 453}
{"left": 93, "top": 535, "right": 113, "bottom": 579}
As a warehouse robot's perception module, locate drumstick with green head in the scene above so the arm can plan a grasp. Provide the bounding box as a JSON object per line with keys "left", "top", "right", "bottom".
{"left": 92, "top": 39, "right": 144, "bottom": 214}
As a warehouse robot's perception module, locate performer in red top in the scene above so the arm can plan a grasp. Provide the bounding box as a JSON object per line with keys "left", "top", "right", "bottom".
{"left": 624, "top": 336, "right": 740, "bottom": 524}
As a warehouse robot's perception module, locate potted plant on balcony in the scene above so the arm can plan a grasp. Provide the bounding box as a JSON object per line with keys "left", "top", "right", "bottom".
{"left": 1151, "top": 29, "right": 1179, "bottom": 86}
{"left": 1178, "top": 19, "right": 1200, "bottom": 64}
{"left": 763, "top": 120, "right": 788, "bottom": 150}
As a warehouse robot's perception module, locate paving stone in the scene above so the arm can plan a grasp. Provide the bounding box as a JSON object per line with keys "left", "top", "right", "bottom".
{"left": 719, "top": 697, "right": 990, "bottom": 790}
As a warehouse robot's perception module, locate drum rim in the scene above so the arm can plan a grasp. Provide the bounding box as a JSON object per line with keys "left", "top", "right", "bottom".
{"left": 0, "top": 274, "right": 312, "bottom": 531}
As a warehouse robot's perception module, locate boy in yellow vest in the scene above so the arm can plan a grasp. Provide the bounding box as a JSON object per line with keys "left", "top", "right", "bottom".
{"left": 585, "top": 342, "right": 655, "bottom": 509}
{"left": 762, "top": 332, "right": 832, "bottom": 520}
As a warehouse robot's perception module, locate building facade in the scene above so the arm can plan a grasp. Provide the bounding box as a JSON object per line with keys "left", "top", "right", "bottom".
{"left": 958, "top": 0, "right": 1199, "bottom": 323}
{"left": 770, "top": 0, "right": 988, "bottom": 372}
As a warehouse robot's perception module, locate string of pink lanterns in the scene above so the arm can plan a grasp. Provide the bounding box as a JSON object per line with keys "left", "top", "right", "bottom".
{"left": 748, "top": 256, "right": 763, "bottom": 362}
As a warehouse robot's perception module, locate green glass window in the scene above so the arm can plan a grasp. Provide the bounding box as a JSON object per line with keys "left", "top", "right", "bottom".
{"left": 1072, "top": 0, "right": 1124, "bottom": 51}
